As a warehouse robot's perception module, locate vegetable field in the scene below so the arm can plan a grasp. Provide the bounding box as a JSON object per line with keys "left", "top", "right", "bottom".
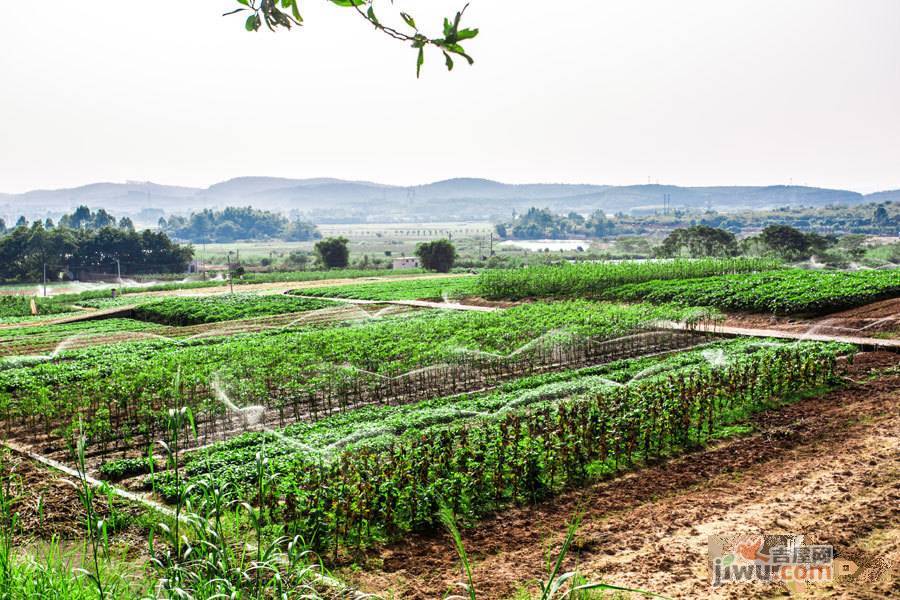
{"left": 1, "top": 261, "right": 895, "bottom": 600}
{"left": 296, "top": 275, "right": 477, "bottom": 301}
{"left": 603, "top": 268, "right": 900, "bottom": 315}
{"left": 130, "top": 294, "right": 339, "bottom": 325}
{"left": 476, "top": 258, "right": 780, "bottom": 300}
{"left": 0, "top": 301, "right": 717, "bottom": 456}
{"left": 148, "top": 339, "right": 847, "bottom": 551}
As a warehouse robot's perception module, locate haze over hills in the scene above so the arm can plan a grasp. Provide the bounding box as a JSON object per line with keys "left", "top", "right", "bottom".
{"left": 2, "top": 177, "right": 894, "bottom": 225}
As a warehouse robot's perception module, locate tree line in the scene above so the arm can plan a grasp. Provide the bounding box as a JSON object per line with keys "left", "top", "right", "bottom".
{"left": 0, "top": 207, "right": 192, "bottom": 282}
{"left": 160, "top": 206, "right": 320, "bottom": 243}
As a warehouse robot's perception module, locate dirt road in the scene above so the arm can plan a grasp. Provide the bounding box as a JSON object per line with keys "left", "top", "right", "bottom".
{"left": 348, "top": 352, "right": 900, "bottom": 599}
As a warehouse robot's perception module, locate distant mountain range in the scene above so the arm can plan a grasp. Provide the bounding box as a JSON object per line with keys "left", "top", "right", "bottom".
{"left": 2, "top": 177, "right": 895, "bottom": 225}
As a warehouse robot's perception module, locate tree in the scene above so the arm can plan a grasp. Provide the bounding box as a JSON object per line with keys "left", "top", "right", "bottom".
{"left": 227, "top": 0, "right": 479, "bottom": 78}
{"left": 15, "top": 216, "right": 27, "bottom": 228}
{"left": 874, "top": 205, "right": 891, "bottom": 226}
{"left": 760, "top": 225, "right": 811, "bottom": 260}
{"left": 59, "top": 206, "right": 133, "bottom": 231}
{"left": 162, "top": 206, "right": 318, "bottom": 242}
{"left": 656, "top": 226, "right": 738, "bottom": 258}
{"left": 314, "top": 237, "right": 350, "bottom": 268}
{"left": 285, "top": 251, "right": 310, "bottom": 270}
{"left": 282, "top": 220, "right": 321, "bottom": 242}
{"left": 586, "top": 210, "right": 614, "bottom": 237}
{"left": 416, "top": 239, "right": 457, "bottom": 272}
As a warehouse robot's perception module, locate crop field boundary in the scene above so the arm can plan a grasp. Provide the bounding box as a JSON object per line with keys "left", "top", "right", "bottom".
{"left": 288, "top": 293, "right": 498, "bottom": 312}
{"left": 0, "top": 437, "right": 180, "bottom": 520}
{"left": 659, "top": 321, "right": 900, "bottom": 352}
{"left": 3, "top": 328, "right": 716, "bottom": 465}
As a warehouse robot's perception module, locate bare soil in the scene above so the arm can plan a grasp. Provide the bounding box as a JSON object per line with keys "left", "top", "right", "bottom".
{"left": 346, "top": 352, "right": 900, "bottom": 599}
{"left": 724, "top": 297, "right": 900, "bottom": 339}
{"left": 0, "top": 450, "right": 146, "bottom": 545}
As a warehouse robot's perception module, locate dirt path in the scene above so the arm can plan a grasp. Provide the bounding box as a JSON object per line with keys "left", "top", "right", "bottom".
{"left": 724, "top": 297, "right": 900, "bottom": 339}
{"left": 661, "top": 320, "right": 900, "bottom": 351}
{"left": 347, "top": 352, "right": 900, "bottom": 599}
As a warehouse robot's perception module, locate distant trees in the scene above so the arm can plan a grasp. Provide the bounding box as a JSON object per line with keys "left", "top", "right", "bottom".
{"left": 162, "top": 206, "right": 320, "bottom": 243}
{"left": 760, "top": 225, "right": 810, "bottom": 258}
{"left": 0, "top": 222, "right": 192, "bottom": 282}
{"left": 282, "top": 220, "right": 320, "bottom": 242}
{"left": 58, "top": 206, "right": 120, "bottom": 230}
{"left": 874, "top": 204, "right": 893, "bottom": 228}
{"left": 314, "top": 237, "right": 350, "bottom": 269}
{"left": 416, "top": 239, "right": 457, "bottom": 272}
{"left": 742, "top": 225, "right": 838, "bottom": 261}
{"left": 495, "top": 207, "right": 615, "bottom": 240}
{"left": 656, "top": 226, "right": 739, "bottom": 258}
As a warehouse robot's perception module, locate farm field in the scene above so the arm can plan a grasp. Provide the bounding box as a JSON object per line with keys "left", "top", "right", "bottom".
{"left": 295, "top": 274, "right": 477, "bottom": 301}
{"left": 602, "top": 268, "right": 900, "bottom": 315}
{"left": 0, "top": 260, "right": 898, "bottom": 599}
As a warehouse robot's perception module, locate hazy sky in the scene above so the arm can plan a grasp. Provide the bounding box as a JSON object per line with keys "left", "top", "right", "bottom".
{"left": 2, "top": 0, "right": 898, "bottom": 193}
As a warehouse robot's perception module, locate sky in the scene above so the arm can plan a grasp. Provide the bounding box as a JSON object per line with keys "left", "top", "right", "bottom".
{"left": 1, "top": 0, "right": 899, "bottom": 194}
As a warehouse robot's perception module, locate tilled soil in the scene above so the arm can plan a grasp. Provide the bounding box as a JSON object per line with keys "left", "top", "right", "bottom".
{"left": 347, "top": 352, "right": 900, "bottom": 599}
{"left": 0, "top": 450, "right": 145, "bottom": 544}
{"left": 725, "top": 297, "right": 900, "bottom": 339}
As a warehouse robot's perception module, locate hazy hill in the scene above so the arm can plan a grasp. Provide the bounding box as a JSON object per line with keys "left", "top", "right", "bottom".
{"left": 0, "top": 177, "right": 877, "bottom": 224}
{"left": 865, "top": 189, "right": 900, "bottom": 203}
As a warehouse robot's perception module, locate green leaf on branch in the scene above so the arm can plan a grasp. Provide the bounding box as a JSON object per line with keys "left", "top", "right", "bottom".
{"left": 401, "top": 12, "right": 417, "bottom": 30}
{"left": 245, "top": 14, "right": 261, "bottom": 31}
{"left": 416, "top": 47, "right": 425, "bottom": 78}
{"left": 367, "top": 6, "right": 379, "bottom": 27}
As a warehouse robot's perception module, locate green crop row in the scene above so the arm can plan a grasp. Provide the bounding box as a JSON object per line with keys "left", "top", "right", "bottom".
{"left": 0, "top": 301, "right": 713, "bottom": 451}
{"left": 476, "top": 258, "right": 781, "bottom": 300}
{"left": 295, "top": 276, "right": 478, "bottom": 301}
{"left": 130, "top": 294, "right": 339, "bottom": 326}
{"left": 0, "top": 318, "right": 166, "bottom": 359}
{"left": 0, "top": 296, "right": 77, "bottom": 319}
{"left": 149, "top": 339, "right": 848, "bottom": 550}
{"left": 603, "top": 268, "right": 900, "bottom": 315}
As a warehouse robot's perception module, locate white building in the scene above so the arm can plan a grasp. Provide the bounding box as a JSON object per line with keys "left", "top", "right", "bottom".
{"left": 392, "top": 257, "right": 421, "bottom": 270}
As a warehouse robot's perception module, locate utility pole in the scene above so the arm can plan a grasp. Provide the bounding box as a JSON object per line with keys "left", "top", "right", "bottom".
{"left": 115, "top": 258, "right": 121, "bottom": 283}
{"left": 227, "top": 250, "right": 234, "bottom": 294}
{"left": 489, "top": 232, "right": 494, "bottom": 256}
{"left": 43, "top": 262, "right": 47, "bottom": 297}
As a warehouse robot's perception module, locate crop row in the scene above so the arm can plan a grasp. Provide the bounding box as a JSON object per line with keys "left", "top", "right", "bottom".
{"left": 476, "top": 258, "right": 781, "bottom": 300}
{"left": 0, "top": 296, "right": 76, "bottom": 320}
{"left": 148, "top": 339, "right": 848, "bottom": 551}
{"left": 603, "top": 268, "right": 900, "bottom": 315}
{"left": 295, "top": 276, "right": 477, "bottom": 301}
{"left": 129, "top": 294, "right": 338, "bottom": 326}
{"left": 0, "top": 301, "right": 714, "bottom": 454}
{"left": 0, "top": 318, "right": 166, "bottom": 358}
